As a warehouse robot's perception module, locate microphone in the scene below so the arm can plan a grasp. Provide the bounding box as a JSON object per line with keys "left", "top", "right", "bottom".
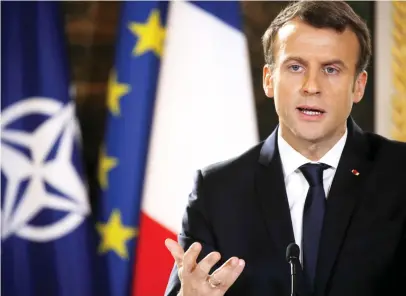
{"left": 286, "top": 243, "right": 300, "bottom": 296}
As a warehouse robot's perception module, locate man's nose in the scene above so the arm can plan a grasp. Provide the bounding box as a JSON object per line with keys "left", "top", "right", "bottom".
{"left": 301, "top": 70, "right": 321, "bottom": 96}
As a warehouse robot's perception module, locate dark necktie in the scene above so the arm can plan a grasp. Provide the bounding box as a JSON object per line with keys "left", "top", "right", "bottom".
{"left": 299, "top": 163, "right": 330, "bottom": 289}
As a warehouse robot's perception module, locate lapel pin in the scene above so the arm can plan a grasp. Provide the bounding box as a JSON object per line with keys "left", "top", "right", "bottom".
{"left": 351, "top": 169, "right": 360, "bottom": 176}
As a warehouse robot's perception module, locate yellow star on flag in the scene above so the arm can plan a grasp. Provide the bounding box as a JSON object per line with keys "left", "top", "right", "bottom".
{"left": 98, "top": 147, "right": 118, "bottom": 190}
{"left": 128, "top": 9, "right": 166, "bottom": 57}
{"left": 96, "top": 209, "right": 138, "bottom": 259}
{"left": 107, "top": 71, "right": 130, "bottom": 116}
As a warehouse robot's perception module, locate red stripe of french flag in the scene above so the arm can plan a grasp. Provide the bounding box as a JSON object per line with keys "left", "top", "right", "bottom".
{"left": 133, "top": 213, "right": 176, "bottom": 295}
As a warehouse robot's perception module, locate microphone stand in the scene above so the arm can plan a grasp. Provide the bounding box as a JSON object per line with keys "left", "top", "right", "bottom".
{"left": 289, "top": 258, "right": 298, "bottom": 296}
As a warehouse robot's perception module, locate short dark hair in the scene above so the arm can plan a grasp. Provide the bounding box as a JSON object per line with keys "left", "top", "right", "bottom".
{"left": 262, "top": 0, "right": 372, "bottom": 76}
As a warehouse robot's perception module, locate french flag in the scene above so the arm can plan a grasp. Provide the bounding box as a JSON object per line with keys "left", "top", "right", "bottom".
{"left": 132, "top": 2, "right": 259, "bottom": 295}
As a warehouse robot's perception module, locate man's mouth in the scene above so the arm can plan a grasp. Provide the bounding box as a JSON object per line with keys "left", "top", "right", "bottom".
{"left": 296, "top": 106, "right": 326, "bottom": 116}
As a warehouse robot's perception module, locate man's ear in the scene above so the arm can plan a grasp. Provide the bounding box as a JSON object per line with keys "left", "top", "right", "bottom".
{"left": 263, "top": 64, "right": 274, "bottom": 98}
{"left": 353, "top": 70, "right": 368, "bottom": 104}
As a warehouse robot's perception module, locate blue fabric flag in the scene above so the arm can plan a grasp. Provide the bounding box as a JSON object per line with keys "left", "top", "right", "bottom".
{"left": 96, "top": 2, "right": 169, "bottom": 296}
{"left": 1, "top": 2, "right": 97, "bottom": 296}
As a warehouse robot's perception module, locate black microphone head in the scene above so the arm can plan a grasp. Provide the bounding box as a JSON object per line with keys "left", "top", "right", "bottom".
{"left": 286, "top": 243, "right": 300, "bottom": 263}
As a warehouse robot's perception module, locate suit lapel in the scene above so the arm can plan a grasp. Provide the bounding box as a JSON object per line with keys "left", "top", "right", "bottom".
{"left": 255, "top": 128, "right": 311, "bottom": 296}
{"left": 315, "top": 120, "right": 373, "bottom": 296}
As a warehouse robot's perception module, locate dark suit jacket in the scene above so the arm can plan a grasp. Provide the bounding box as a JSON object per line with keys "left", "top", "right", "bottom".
{"left": 165, "top": 119, "right": 406, "bottom": 296}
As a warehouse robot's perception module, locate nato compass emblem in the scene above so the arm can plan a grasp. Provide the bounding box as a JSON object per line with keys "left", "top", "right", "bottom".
{"left": 1, "top": 98, "right": 90, "bottom": 242}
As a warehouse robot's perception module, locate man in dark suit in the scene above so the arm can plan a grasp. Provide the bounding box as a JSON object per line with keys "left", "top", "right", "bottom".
{"left": 164, "top": 1, "right": 406, "bottom": 295}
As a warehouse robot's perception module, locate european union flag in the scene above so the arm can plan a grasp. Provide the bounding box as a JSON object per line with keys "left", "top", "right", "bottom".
{"left": 96, "top": 2, "right": 169, "bottom": 296}
{"left": 1, "top": 2, "right": 97, "bottom": 296}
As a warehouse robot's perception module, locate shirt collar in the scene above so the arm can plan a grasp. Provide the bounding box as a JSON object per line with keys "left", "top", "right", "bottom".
{"left": 277, "top": 127, "right": 348, "bottom": 179}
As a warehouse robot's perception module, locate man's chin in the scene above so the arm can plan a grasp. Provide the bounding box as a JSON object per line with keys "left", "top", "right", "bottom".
{"left": 294, "top": 129, "right": 326, "bottom": 144}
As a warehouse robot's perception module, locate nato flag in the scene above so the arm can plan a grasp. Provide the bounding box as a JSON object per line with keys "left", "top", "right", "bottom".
{"left": 1, "top": 2, "right": 97, "bottom": 296}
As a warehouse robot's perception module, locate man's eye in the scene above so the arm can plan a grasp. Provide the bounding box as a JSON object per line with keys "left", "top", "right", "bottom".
{"left": 325, "top": 67, "right": 339, "bottom": 74}
{"left": 289, "top": 65, "right": 303, "bottom": 72}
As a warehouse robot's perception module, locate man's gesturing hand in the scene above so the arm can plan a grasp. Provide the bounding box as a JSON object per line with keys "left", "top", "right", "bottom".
{"left": 165, "top": 238, "right": 245, "bottom": 296}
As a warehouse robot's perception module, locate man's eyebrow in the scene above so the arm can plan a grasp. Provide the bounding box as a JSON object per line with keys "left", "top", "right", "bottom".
{"left": 321, "top": 59, "right": 348, "bottom": 70}
{"left": 281, "top": 56, "right": 308, "bottom": 66}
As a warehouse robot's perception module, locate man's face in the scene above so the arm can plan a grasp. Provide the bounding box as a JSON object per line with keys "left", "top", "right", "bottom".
{"left": 263, "top": 19, "right": 367, "bottom": 144}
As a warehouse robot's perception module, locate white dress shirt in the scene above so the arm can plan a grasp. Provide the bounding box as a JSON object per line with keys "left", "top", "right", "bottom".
{"left": 277, "top": 128, "right": 347, "bottom": 261}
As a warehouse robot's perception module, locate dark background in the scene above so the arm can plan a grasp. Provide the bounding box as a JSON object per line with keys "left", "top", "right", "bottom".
{"left": 61, "top": 1, "right": 375, "bottom": 206}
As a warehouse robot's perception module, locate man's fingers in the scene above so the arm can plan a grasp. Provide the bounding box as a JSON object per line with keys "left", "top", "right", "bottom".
{"left": 165, "top": 238, "right": 245, "bottom": 291}
{"left": 183, "top": 242, "right": 202, "bottom": 273}
{"left": 210, "top": 257, "right": 245, "bottom": 291}
{"left": 194, "top": 251, "right": 221, "bottom": 279}
{"left": 164, "top": 238, "right": 184, "bottom": 267}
